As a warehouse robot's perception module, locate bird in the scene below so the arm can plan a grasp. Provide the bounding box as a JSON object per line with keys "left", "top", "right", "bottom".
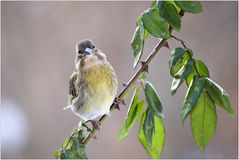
{"left": 66, "top": 39, "right": 118, "bottom": 127}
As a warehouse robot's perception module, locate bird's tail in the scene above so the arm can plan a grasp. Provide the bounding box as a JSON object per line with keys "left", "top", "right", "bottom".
{"left": 63, "top": 105, "right": 72, "bottom": 110}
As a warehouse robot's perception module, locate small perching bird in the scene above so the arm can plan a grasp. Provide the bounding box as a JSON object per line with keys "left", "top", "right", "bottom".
{"left": 66, "top": 39, "right": 118, "bottom": 124}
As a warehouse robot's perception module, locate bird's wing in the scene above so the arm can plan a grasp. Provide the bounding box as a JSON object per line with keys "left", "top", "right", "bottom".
{"left": 68, "top": 71, "right": 78, "bottom": 104}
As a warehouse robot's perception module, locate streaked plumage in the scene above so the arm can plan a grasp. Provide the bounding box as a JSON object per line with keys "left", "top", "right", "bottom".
{"left": 67, "top": 39, "right": 118, "bottom": 121}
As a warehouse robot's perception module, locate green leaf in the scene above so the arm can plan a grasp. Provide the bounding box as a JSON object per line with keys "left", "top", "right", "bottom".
{"left": 175, "top": 1, "right": 203, "bottom": 13}
{"left": 171, "top": 60, "right": 193, "bottom": 95}
{"left": 169, "top": 47, "right": 191, "bottom": 78}
{"left": 71, "top": 137, "right": 88, "bottom": 159}
{"left": 138, "top": 110, "right": 165, "bottom": 159}
{"left": 55, "top": 149, "right": 61, "bottom": 159}
{"left": 58, "top": 134, "right": 88, "bottom": 159}
{"left": 117, "top": 88, "right": 145, "bottom": 142}
{"left": 181, "top": 76, "right": 204, "bottom": 122}
{"left": 142, "top": 8, "right": 170, "bottom": 39}
{"left": 190, "top": 91, "right": 217, "bottom": 153}
{"left": 139, "top": 71, "right": 148, "bottom": 80}
{"left": 60, "top": 150, "right": 73, "bottom": 159}
{"left": 168, "top": 1, "right": 181, "bottom": 13}
{"left": 157, "top": 1, "right": 181, "bottom": 31}
{"left": 126, "top": 101, "right": 145, "bottom": 129}
{"left": 136, "top": 14, "right": 149, "bottom": 40}
{"left": 144, "top": 81, "right": 164, "bottom": 118}
{"left": 131, "top": 23, "right": 145, "bottom": 69}
{"left": 136, "top": 13, "right": 143, "bottom": 26}
{"left": 205, "top": 78, "right": 234, "bottom": 114}
{"left": 144, "top": 29, "right": 149, "bottom": 40}
{"left": 125, "top": 87, "right": 142, "bottom": 128}
{"left": 186, "top": 60, "right": 209, "bottom": 86}
{"left": 62, "top": 137, "right": 72, "bottom": 150}
{"left": 143, "top": 109, "right": 155, "bottom": 147}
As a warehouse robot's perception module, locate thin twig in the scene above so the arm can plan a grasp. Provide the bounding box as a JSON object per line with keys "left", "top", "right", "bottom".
{"left": 171, "top": 35, "right": 187, "bottom": 49}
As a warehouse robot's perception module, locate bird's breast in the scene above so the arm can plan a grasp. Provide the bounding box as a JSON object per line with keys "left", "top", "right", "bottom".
{"left": 81, "top": 59, "right": 114, "bottom": 95}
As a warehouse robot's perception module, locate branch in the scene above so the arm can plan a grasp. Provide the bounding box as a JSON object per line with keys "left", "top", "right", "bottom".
{"left": 82, "top": 27, "right": 173, "bottom": 145}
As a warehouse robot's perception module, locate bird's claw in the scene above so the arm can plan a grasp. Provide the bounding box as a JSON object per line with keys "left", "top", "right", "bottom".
{"left": 113, "top": 97, "right": 125, "bottom": 111}
{"left": 84, "top": 120, "right": 101, "bottom": 130}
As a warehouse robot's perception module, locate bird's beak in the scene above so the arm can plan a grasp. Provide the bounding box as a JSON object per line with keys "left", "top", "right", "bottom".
{"left": 84, "top": 48, "right": 93, "bottom": 56}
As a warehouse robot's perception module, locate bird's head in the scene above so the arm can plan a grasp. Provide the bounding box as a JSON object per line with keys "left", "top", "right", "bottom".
{"left": 76, "top": 39, "right": 95, "bottom": 58}
{"left": 75, "top": 39, "right": 106, "bottom": 70}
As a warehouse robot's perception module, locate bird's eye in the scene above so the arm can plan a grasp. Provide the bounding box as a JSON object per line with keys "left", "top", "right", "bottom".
{"left": 78, "top": 49, "right": 83, "bottom": 54}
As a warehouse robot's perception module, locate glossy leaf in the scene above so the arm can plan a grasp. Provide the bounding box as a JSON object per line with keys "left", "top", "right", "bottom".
{"left": 168, "top": 1, "right": 181, "bottom": 13}
{"left": 143, "top": 109, "right": 155, "bottom": 147}
{"left": 57, "top": 132, "right": 88, "bottom": 159}
{"left": 144, "top": 29, "right": 149, "bottom": 40}
{"left": 136, "top": 14, "right": 149, "bottom": 40}
{"left": 136, "top": 13, "right": 143, "bottom": 26}
{"left": 139, "top": 71, "right": 148, "bottom": 80}
{"left": 118, "top": 88, "right": 145, "bottom": 142}
{"left": 55, "top": 149, "right": 61, "bottom": 159}
{"left": 142, "top": 8, "right": 170, "bottom": 39}
{"left": 170, "top": 47, "right": 190, "bottom": 78}
{"left": 157, "top": 1, "right": 181, "bottom": 31}
{"left": 181, "top": 76, "right": 204, "bottom": 122}
{"left": 138, "top": 110, "right": 165, "bottom": 159}
{"left": 186, "top": 60, "right": 209, "bottom": 86}
{"left": 175, "top": 1, "right": 203, "bottom": 13}
{"left": 144, "top": 81, "right": 163, "bottom": 118}
{"left": 60, "top": 150, "right": 73, "bottom": 159}
{"left": 59, "top": 142, "right": 87, "bottom": 159}
{"left": 205, "top": 78, "right": 234, "bottom": 114}
{"left": 62, "top": 137, "right": 72, "bottom": 150}
{"left": 171, "top": 60, "right": 193, "bottom": 95}
{"left": 136, "top": 13, "right": 149, "bottom": 40}
{"left": 190, "top": 91, "right": 217, "bottom": 153}
{"left": 125, "top": 87, "right": 143, "bottom": 128}
{"left": 70, "top": 137, "right": 88, "bottom": 159}
{"left": 131, "top": 23, "right": 145, "bottom": 69}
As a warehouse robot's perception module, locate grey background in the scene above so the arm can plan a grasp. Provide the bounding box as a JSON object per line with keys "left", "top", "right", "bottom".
{"left": 1, "top": 1, "right": 238, "bottom": 159}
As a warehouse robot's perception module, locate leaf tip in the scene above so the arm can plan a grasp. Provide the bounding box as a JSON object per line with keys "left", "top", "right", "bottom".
{"left": 199, "top": 146, "right": 205, "bottom": 155}
{"left": 180, "top": 112, "right": 187, "bottom": 124}
{"left": 170, "top": 90, "right": 176, "bottom": 96}
{"left": 133, "top": 60, "right": 139, "bottom": 70}
{"left": 55, "top": 149, "right": 61, "bottom": 159}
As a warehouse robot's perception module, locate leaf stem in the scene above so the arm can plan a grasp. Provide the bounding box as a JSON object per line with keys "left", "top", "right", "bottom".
{"left": 82, "top": 27, "right": 173, "bottom": 145}
{"left": 171, "top": 35, "right": 201, "bottom": 77}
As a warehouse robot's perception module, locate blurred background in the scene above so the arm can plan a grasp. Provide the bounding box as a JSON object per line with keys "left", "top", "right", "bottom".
{"left": 1, "top": 1, "right": 238, "bottom": 159}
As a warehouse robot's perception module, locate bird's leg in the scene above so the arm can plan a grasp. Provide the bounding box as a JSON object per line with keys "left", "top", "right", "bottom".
{"left": 113, "top": 97, "right": 126, "bottom": 111}
{"left": 84, "top": 120, "right": 101, "bottom": 130}
{"left": 81, "top": 122, "right": 93, "bottom": 132}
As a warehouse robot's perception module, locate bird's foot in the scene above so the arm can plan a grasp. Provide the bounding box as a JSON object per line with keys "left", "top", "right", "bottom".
{"left": 85, "top": 120, "right": 101, "bottom": 130}
{"left": 113, "top": 97, "right": 126, "bottom": 111}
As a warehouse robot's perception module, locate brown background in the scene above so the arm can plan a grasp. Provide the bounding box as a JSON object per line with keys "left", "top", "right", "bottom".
{"left": 1, "top": 1, "right": 238, "bottom": 159}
